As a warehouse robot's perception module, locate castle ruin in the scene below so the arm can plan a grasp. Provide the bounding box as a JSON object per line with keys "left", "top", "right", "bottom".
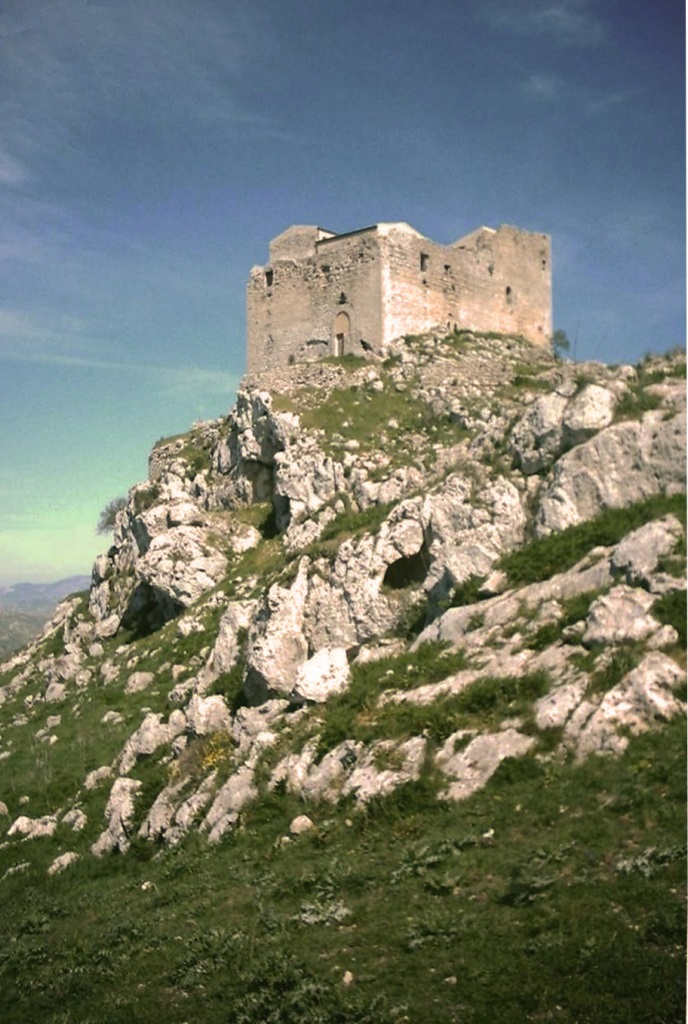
{"left": 247, "top": 221, "right": 551, "bottom": 371}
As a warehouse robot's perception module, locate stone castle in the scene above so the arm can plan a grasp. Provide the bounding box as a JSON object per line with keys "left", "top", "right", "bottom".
{"left": 246, "top": 221, "right": 551, "bottom": 372}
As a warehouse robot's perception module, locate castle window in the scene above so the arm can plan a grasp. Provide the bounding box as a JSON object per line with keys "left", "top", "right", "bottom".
{"left": 420, "top": 252, "right": 429, "bottom": 272}
{"left": 505, "top": 285, "right": 513, "bottom": 304}
{"left": 338, "top": 292, "right": 347, "bottom": 304}
{"left": 265, "top": 270, "right": 273, "bottom": 287}
{"left": 444, "top": 264, "right": 451, "bottom": 273}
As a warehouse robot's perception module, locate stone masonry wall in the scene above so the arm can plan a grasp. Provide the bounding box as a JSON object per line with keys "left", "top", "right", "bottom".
{"left": 247, "top": 222, "right": 551, "bottom": 372}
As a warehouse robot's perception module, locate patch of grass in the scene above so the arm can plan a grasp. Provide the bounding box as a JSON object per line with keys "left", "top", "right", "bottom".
{"left": 527, "top": 591, "right": 600, "bottom": 652}
{"left": 0, "top": 718, "right": 684, "bottom": 1024}
{"left": 587, "top": 643, "right": 646, "bottom": 696}
{"left": 315, "top": 643, "right": 471, "bottom": 756}
{"left": 500, "top": 494, "right": 687, "bottom": 586}
{"left": 449, "top": 575, "right": 487, "bottom": 608}
{"left": 652, "top": 589, "right": 687, "bottom": 649}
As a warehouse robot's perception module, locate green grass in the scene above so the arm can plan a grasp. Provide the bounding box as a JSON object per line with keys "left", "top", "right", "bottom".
{"left": 500, "top": 493, "right": 686, "bottom": 586}
{"left": 0, "top": 718, "right": 683, "bottom": 1024}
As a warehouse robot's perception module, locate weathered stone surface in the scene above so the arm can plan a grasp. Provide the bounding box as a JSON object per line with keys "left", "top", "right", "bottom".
{"left": 562, "top": 384, "right": 616, "bottom": 446}
{"left": 610, "top": 515, "right": 684, "bottom": 585}
{"left": 8, "top": 814, "right": 58, "bottom": 839}
{"left": 566, "top": 653, "right": 686, "bottom": 760}
{"left": 62, "top": 807, "right": 87, "bottom": 832}
{"left": 91, "top": 778, "right": 143, "bottom": 855}
{"left": 289, "top": 814, "right": 316, "bottom": 835}
{"left": 436, "top": 729, "right": 536, "bottom": 800}
{"left": 293, "top": 646, "right": 350, "bottom": 703}
{"left": 245, "top": 560, "right": 310, "bottom": 702}
{"left": 535, "top": 412, "right": 686, "bottom": 535}
{"left": 124, "top": 671, "right": 155, "bottom": 695}
{"left": 136, "top": 527, "right": 228, "bottom": 607}
{"left": 582, "top": 586, "right": 659, "bottom": 646}
{"left": 203, "top": 766, "right": 257, "bottom": 843}
{"left": 118, "top": 710, "right": 186, "bottom": 774}
{"left": 48, "top": 852, "right": 80, "bottom": 876}
{"left": 423, "top": 475, "right": 526, "bottom": 601}
{"left": 342, "top": 737, "right": 427, "bottom": 804}
{"left": 206, "top": 600, "right": 257, "bottom": 679}
{"left": 510, "top": 393, "right": 567, "bottom": 473}
{"left": 185, "top": 694, "right": 232, "bottom": 737}
{"left": 84, "top": 765, "right": 114, "bottom": 790}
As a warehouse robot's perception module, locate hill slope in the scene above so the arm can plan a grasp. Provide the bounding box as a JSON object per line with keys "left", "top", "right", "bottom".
{"left": 0, "top": 331, "right": 685, "bottom": 1023}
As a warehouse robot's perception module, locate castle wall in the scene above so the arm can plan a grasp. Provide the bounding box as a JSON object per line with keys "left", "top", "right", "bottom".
{"left": 247, "top": 221, "right": 551, "bottom": 372}
{"left": 379, "top": 224, "right": 551, "bottom": 347}
{"left": 247, "top": 227, "right": 383, "bottom": 372}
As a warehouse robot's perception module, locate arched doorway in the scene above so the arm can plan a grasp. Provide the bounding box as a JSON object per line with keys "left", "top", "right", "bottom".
{"left": 333, "top": 311, "right": 351, "bottom": 356}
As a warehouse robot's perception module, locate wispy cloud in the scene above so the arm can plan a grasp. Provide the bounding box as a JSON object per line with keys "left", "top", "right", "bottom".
{"left": 0, "top": 147, "right": 29, "bottom": 186}
{"left": 523, "top": 73, "right": 563, "bottom": 100}
{"left": 478, "top": 0, "right": 605, "bottom": 45}
{"left": 0, "top": 0, "right": 270, "bottom": 170}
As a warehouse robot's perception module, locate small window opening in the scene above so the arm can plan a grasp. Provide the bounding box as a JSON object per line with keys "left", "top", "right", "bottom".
{"left": 338, "top": 292, "right": 347, "bottom": 304}
{"left": 444, "top": 263, "right": 451, "bottom": 273}
{"left": 505, "top": 285, "right": 512, "bottom": 303}
{"left": 265, "top": 270, "right": 273, "bottom": 287}
{"left": 420, "top": 252, "right": 429, "bottom": 272}
{"left": 487, "top": 263, "right": 494, "bottom": 277}
{"left": 541, "top": 259, "right": 547, "bottom": 269}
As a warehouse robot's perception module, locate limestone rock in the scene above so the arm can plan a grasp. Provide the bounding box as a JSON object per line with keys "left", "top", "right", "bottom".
{"left": 135, "top": 526, "right": 228, "bottom": 607}
{"left": 510, "top": 393, "right": 568, "bottom": 473}
{"left": 203, "top": 766, "right": 257, "bottom": 843}
{"left": 562, "top": 384, "right": 616, "bottom": 446}
{"left": 293, "top": 647, "right": 350, "bottom": 703}
{"left": 436, "top": 729, "right": 536, "bottom": 800}
{"left": 48, "top": 852, "right": 80, "bottom": 876}
{"left": 567, "top": 652, "right": 686, "bottom": 759}
{"left": 582, "top": 586, "right": 659, "bottom": 647}
{"left": 118, "top": 710, "right": 186, "bottom": 774}
{"left": 610, "top": 515, "right": 684, "bottom": 585}
{"left": 342, "top": 737, "right": 427, "bottom": 804}
{"left": 206, "top": 600, "right": 258, "bottom": 678}
{"left": 91, "top": 777, "right": 143, "bottom": 856}
{"left": 244, "top": 559, "right": 310, "bottom": 703}
{"left": 84, "top": 765, "right": 114, "bottom": 790}
{"left": 8, "top": 814, "right": 58, "bottom": 839}
{"left": 289, "top": 814, "right": 315, "bottom": 835}
{"left": 185, "top": 694, "right": 232, "bottom": 737}
{"left": 124, "top": 671, "right": 155, "bottom": 695}
{"left": 535, "top": 412, "right": 686, "bottom": 535}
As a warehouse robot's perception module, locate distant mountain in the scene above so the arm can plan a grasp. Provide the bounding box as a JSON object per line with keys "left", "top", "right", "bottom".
{"left": 0, "top": 575, "right": 90, "bottom": 656}
{"left": 0, "top": 575, "right": 90, "bottom": 611}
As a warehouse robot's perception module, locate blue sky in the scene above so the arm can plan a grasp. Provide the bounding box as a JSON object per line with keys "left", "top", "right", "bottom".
{"left": 0, "top": 0, "right": 684, "bottom": 585}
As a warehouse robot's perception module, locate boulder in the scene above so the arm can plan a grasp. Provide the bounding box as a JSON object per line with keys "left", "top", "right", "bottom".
{"left": 7, "top": 814, "right": 58, "bottom": 839}
{"left": 118, "top": 710, "right": 186, "bottom": 774}
{"left": 567, "top": 652, "right": 686, "bottom": 759}
{"left": 535, "top": 412, "right": 686, "bottom": 535}
{"left": 436, "top": 729, "right": 536, "bottom": 800}
{"left": 293, "top": 647, "right": 350, "bottom": 703}
{"left": 582, "top": 586, "right": 660, "bottom": 646}
{"left": 244, "top": 560, "right": 310, "bottom": 702}
{"left": 185, "top": 694, "right": 232, "bottom": 737}
{"left": 562, "top": 384, "right": 616, "bottom": 446}
{"left": 510, "top": 393, "right": 567, "bottom": 473}
{"left": 610, "top": 515, "right": 684, "bottom": 585}
{"left": 91, "top": 777, "right": 143, "bottom": 856}
{"left": 124, "top": 671, "right": 155, "bottom": 695}
{"left": 48, "top": 852, "right": 80, "bottom": 876}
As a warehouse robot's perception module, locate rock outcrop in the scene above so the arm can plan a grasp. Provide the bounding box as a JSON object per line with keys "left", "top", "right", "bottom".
{"left": 0, "top": 332, "right": 684, "bottom": 868}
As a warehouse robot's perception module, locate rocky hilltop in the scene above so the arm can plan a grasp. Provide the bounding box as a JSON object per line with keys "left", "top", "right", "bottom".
{"left": 0, "top": 331, "right": 685, "bottom": 1023}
